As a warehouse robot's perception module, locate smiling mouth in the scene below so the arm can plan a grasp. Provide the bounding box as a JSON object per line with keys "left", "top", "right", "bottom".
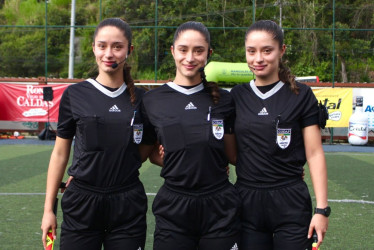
{"left": 184, "top": 64, "right": 197, "bottom": 70}
{"left": 253, "top": 65, "right": 266, "bottom": 70}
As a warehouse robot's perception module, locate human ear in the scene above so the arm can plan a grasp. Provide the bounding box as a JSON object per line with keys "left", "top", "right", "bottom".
{"left": 171, "top": 45, "right": 175, "bottom": 58}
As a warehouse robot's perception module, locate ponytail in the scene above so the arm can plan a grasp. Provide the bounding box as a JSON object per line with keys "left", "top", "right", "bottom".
{"left": 123, "top": 62, "right": 136, "bottom": 105}
{"left": 200, "top": 67, "right": 220, "bottom": 104}
{"left": 279, "top": 59, "right": 299, "bottom": 94}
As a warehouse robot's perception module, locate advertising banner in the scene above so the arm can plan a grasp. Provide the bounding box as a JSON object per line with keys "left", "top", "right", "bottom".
{"left": 312, "top": 88, "right": 353, "bottom": 128}
{"left": 358, "top": 89, "right": 374, "bottom": 129}
{"left": 0, "top": 84, "right": 68, "bottom": 122}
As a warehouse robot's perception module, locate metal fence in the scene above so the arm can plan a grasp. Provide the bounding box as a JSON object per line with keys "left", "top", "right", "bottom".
{"left": 0, "top": 0, "right": 373, "bottom": 84}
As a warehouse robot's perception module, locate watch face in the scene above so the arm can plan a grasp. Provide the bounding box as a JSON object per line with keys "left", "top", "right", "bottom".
{"left": 325, "top": 206, "right": 331, "bottom": 217}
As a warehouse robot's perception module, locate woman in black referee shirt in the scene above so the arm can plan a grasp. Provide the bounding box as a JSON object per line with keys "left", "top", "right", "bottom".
{"left": 230, "top": 20, "right": 329, "bottom": 249}
{"left": 41, "top": 18, "right": 154, "bottom": 250}
{"left": 141, "top": 21, "right": 241, "bottom": 250}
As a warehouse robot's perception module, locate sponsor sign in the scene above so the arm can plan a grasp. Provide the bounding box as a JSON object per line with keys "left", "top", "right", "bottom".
{"left": 0, "top": 84, "right": 68, "bottom": 122}
{"left": 312, "top": 88, "right": 353, "bottom": 127}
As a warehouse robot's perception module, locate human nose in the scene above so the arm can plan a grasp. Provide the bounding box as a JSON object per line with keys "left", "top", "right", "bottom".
{"left": 186, "top": 51, "right": 194, "bottom": 62}
{"left": 104, "top": 47, "right": 114, "bottom": 58}
{"left": 254, "top": 52, "right": 263, "bottom": 63}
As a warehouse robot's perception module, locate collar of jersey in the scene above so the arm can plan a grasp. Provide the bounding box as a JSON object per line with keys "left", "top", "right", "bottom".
{"left": 166, "top": 81, "right": 204, "bottom": 95}
{"left": 249, "top": 80, "right": 284, "bottom": 100}
{"left": 86, "top": 78, "right": 127, "bottom": 98}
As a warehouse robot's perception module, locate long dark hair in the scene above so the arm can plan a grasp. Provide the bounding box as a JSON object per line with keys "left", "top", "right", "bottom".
{"left": 173, "top": 21, "right": 220, "bottom": 104}
{"left": 93, "top": 18, "right": 137, "bottom": 104}
{"left": 245, "top": 20, "right": 298, "bottom": 94}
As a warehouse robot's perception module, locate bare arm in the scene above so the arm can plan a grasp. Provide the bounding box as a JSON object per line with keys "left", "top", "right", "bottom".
{"left": 150, "top": 143, "right": 164, "bottom": 167}
{"left": 139, "top": 143, "right": 164, "bottom": 167}
{"left": 41, "top": 136, "right": 72, "bottom": 248}
{"left": 224, "top": 134, "right": 237, "bottom": 166}
{"left": 303, "top": 125, "right": 329, "bottom": 248}
{"left": 139, "top": 144, "right": 155, "bottom": 163}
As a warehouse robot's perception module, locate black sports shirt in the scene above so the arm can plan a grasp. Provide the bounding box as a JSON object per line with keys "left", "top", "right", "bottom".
{"left": 141, "top": 82, "right": 235, "bottom": 190}
{"left": 57, "top": 79, "right": 145, "bottom": 187}
{"left": 231, "top": 80, "right": 319, "bottom": 184}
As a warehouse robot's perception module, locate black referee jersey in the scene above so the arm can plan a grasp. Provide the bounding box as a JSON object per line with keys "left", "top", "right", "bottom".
{"left": 231, "top": 80, "right": 319, "bottom": 183}
{"left": 57, "top": 79, "right": 146, "bottom": 187}
{"left": 141, "top": 82, "right": 235, "bottom": 190}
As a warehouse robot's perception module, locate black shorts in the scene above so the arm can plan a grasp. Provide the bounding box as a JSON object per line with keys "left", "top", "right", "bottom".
{"left": 236, "top": 178, "right": 313, "bottom": 250}
{"left": 152, "top": 180, "right": 241, "bottom": 250}
{"left": 60, "top": 179, "right": 147, "bottom": 250}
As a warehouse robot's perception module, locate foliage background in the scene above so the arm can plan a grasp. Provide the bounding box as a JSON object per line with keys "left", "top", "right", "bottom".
{"left": 0, "top": 0, "right": 373, "bottom": 84}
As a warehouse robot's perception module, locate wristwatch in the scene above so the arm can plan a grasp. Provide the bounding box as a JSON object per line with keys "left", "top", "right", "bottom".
{"left": 314, "top": 206, "right": 331, "bottom": 217}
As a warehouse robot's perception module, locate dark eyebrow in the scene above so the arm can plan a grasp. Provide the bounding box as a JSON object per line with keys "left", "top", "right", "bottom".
{"left": 96, "top": 41, "right": 125, "bottom": 45}
{"left": 112, "top": 42, "right": 126, "bottom": 45}
{"left": 246, "top": 45, "right": 274, "bottom": 49}
{"left": 176, "top": 45, "right": 206, "bottom": 50}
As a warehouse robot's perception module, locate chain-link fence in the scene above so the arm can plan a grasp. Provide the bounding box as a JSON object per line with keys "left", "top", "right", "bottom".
{"left": 0, "top": 0, "right": 373, "bottom": 84}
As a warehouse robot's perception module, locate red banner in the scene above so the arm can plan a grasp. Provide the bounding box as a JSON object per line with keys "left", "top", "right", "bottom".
{"left": 0, "top": 83, "right": 69, "bottom": 122}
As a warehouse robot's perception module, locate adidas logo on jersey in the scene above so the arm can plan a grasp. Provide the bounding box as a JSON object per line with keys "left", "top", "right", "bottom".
{"left": 231, "top": 243, "right": 239, "bottom": 250}
{"left": 185, "top": 102, "right": 197, "bottom": 110}
{"left": 109, "top": 105, "right": 121, "bottom": 112}
{"left": 258, "top": 107, "right": 268, "bottom": 116}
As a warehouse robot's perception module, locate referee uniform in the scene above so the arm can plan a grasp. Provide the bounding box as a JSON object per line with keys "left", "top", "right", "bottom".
{"left": 142, "top": 82, "right": 241, "bottom": 250}
{"left": 58, "top": 79, "right": 148, "bottom": 250}
{"left": 231, "top": 80, "right": 319, "bottom": 250}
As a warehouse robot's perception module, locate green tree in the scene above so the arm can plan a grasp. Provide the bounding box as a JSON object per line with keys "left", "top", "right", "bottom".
{"left": 0, "top": 0, "right": 372, "bottom": 83}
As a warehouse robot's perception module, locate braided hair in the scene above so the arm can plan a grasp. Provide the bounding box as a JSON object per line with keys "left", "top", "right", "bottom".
{"left": 123, "top": 62, "right": 136, "bottom": 105}
{"left": 199, "top": 67, "right": 220, "bottom": 104}
{"left": 245, "top": 20, "right": 299, "bottom": 94}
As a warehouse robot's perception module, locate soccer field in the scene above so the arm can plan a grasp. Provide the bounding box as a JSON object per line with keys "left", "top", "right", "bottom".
{"left": 0, "top": 143, "right": 373, "bottom": 249}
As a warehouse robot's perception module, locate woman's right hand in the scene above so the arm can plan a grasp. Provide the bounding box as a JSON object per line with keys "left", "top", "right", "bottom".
{"left": 41, "top": 137, "right": 73, "bottom": 248}
{"left": 41, "top": 210, "right": 57, "bottom": 249}
{"left": 159, "top": 144, "right": 165, "bottom": 160}
{"left": 60, "top": 176, "right": 74, "bottom": 193}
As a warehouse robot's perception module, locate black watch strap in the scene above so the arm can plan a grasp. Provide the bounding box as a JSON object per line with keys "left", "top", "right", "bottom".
{"left": 314, "top": 206, "right": 331, "bottom": 217}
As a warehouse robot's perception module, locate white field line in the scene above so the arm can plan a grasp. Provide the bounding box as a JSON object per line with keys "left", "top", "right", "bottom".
{"left": 0, "top": 193, "right": 373, "bottom": 204}
{"left": 324, "top": 152, "right": 374, "bottom": 156}
{"left": 327, "top": 199, "right": 374, "bottom": 205}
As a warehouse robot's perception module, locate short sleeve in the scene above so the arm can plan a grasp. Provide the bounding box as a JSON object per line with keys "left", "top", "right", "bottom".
{"left": 300, "top": 85, "right": 319, "bottom": 128}
{"left": 224, "top": 97, "right": 236, "bottom": 134}
{"left": 57, "top": 88, "right": 76, "bottom": 139}
{"left": 140, "top": 100, "right": 157, "bottom": 145}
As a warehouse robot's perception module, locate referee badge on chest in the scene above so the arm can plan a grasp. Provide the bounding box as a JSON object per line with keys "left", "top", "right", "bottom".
{"left": 276, "top": 128, "right": 291, "bottom": 149}
{"left": 212, "top": 119, "right": 224, "bottom": 140}
{"left": 133, "top": 124, "right": 143, "bottom": 144}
